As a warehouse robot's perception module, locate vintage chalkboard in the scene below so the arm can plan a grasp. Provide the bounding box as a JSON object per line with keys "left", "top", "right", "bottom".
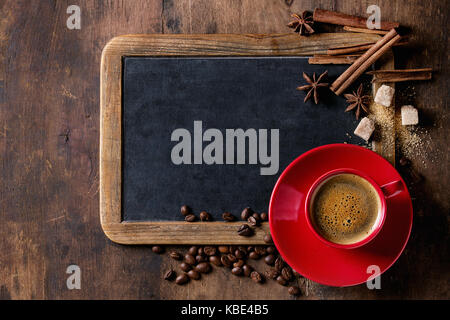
{"left": 100, "top": 34, "right": 395, "bottom": 244}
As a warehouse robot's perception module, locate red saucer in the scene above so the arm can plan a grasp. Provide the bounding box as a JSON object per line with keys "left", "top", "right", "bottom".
{"left": 269, "top": 144, "right": 413, "bottom": 287}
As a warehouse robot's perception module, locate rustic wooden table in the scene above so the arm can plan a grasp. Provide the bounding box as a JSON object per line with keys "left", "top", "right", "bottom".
{"left": 0, "top": 0, "right": 448, "bottom": 299}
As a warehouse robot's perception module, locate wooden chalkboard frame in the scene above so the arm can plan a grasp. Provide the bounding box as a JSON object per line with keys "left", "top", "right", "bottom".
{"left": 100, "top": 33, "right": 394, "bottom": 245}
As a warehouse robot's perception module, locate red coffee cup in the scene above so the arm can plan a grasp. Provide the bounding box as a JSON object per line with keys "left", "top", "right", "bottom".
{"left": 304, "top": 168, "right": 405, "bottom": 249}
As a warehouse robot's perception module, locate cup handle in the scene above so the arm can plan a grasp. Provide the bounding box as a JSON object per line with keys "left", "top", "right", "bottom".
{"left": 380, "top": 180, "right": 404, "bottom": 199}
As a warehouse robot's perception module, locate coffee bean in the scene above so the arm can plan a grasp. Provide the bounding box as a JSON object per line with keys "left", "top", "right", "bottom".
{"left": 185, "top": 214, "right": 196, "bottom": 222}
{"left": 276, "top": 275, "right": 288, "bottom": 286}
{"left": 198, "top": 247, "right": 204, "bottom": 256}
{"left": 260, "top": 212, "right": 268, "bottom": 221}
{"left": 266, "top": 246, "right": 277, "bottom": 254}
{"left": 164, "top": 269, "right": 176, "bottom": 281}
{"left": 265, "top": 269, "right": 279, "bottom": 280}
{"left": 222, "top": 212, "right": 235, "bottom": 222}
{"left": 247, "top": 216, "right": 260, "bottom": 227}
{"left": 254, "top": 246, "right": 266, "bottom": 255}
{"left": 180, "top": 262, "right": 192, "bottom": 272}
{"left": 242, "top": 265, "right": 253, "bottom": 277}
{"left": 234, "top": 249, "right": 246, "bottom": 260}
{"left": 288, "top": 286, "right": 301, "bottom": 296}
{"left": 169, "top": 250, "right": 182, "bottom": 261}
{"left": 250, "top": 271, "right": 263, "bottom": 283}
{"left": 151, "top": 246, "right": 164, "bottom": 254}
{"left": 220, "top": 255, "right": 233, "bottom": 268}
{"left": 196, "top": 255, "right": 207, "bottom": 263}
{"left": 229, "top": 245, "right": 237, "bottom": 253}
{"left": 227, "top": 254, "right": 237, "bottom": 263}
{"left": 263, "top": 233, "right": 273, "bottom": 244}
{"left": 274, "top": 256, "right": 284, "bottom": 271}
{"left": 188, "top": 246, "right": 198, "bottom": 256}
{"left": 233, "top": 259, "right": 245, "bottom": 268}
{"left": 195, "top": 262, "right": 211, "bottom": 274}
{"left": 175, "top": 273, "right": 190, "bottom": 285}
{"left": 204, "top": 246, "right": 217, "bottom": 256}
{"left": 184, "top": 254, "right": 196, "bottom": 265}
{"left": 199, "top": 211, "right": 212, "bottom": 221}
{"left": 180, "top": 205, "right": 191, "bottom": 216}
{"left": 241, "top": 207, "right": 253, "bottom": 220}
{"left": 247, "top": 246, "right": 255, "bottom": 252}
{"left": 237, "top": 246, "right": 248, "bottom": 254}
{"left": 264, "top": 254, "right": 276, "bottom": 265}
{"left": 218, "top": 246, "right": 229, "bottom": 254}
{"left": 187, "top": 270, "right": 201, "bottom": 280}
{"left": 237, "top": 224, "right": 253, "bottom": 237}
{"left": 281, "top": 267, "right": 293, "bottom": 281}
{"left": 249, "top": 251, "right": 260, "bottom": 260}
{"left": 252, "top": 213, "right": 261, "bottom": 221}
{"left": 209, "top": 255, "right": 222, "bottom": 266}
{"left": 231, "top": 267, "right": 243, "bottom": 276}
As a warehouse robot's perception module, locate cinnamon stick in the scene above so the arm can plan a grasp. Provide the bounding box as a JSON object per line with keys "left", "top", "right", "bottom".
{"left": 313, "top": 8, "right": 399, "bottom": 31}
{"left": 366, "top": 68, "right": 432, "bottom": 82}
{"left": 309, "top": 54, "right": 360, "bottom": 65}
{"left": 327, "top": 38, "right": 408, "bottom": 55}
{"left": 343, "top": 26, "right": 389, "bottom": 35}
{"left": 331, "top": 28, "right": 402, "bottom": 95}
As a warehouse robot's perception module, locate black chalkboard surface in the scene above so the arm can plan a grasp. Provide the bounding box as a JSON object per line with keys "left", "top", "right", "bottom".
{"left": 122, "top": 56, "right": 364, "bottom": 222}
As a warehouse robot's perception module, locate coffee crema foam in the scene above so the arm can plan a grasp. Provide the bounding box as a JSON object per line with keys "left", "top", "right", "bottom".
{"left": 311, "top": 173, "right": 381, "bottom": 245}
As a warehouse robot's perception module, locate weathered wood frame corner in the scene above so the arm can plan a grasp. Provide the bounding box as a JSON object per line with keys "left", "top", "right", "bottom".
{"left": 100, "top": 33, "right": 393, "bottom": 245}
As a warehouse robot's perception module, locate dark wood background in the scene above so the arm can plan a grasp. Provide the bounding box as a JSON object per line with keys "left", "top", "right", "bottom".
{"left": 0, "top": 0, "right": 448, "bottom": 299}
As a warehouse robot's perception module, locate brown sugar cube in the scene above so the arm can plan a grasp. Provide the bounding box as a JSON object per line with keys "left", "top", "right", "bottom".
{"left": 374, "top": 84, "right": 395, "bottom": 107}
{"left": 354, "top": 117, "right": 375, "bottom": 141}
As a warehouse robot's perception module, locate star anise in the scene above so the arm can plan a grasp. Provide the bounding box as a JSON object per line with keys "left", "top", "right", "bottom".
{"left": 287, "top": 12, "right": 315, "bottom": 36}
{"left": 344, "top": 84, "right": 370, "bottom": 119}
{"left": 296, "top": 70, "right": 329, "bottom": 104}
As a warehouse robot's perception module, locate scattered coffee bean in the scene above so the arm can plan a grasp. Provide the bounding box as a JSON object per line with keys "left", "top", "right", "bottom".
{"left": 164, "top": 269, "right": 176, "bottom": 281}
{"left": 241, "top": 207, "right": 253, "bottom": 220}
{"left": 243, "top": 265, "right": 253, "bottom": 277}
{"left": 281, "top": 267, "right": 293, "bottom": 281}
{"left": 234, "top": 249, "right": 246, "bottom": 259}
{"left": 209, "top": 255, "right": 222, "bottom": 266}
{"left": 254, "top": 246, "right": 266, "bottom": 255}
{"left": 263, "top": 233, "right": 273, "bottom": 244}
{"left": 180, "top": 262, "right": 192, "bottom": 272}
{"left": 266, "top": 246, "right": 277, "bottom": 254}
{"left": 218, "top": 246, "right": 229, "bottom": 254}
{"left": 237, "top": 246, "right": 248, "bottom": 254}
{"left": 199, "top": 211, "right": 212, "bottom": 221}
{"left": 198, "top": 247, "right": 204, "bottom": 256}
{"left": 247, "top": 216, "right": 260, "bottom": 227}
{"left": 247, "top": 246, "right": 255, "bottom": 252}
{"left": 260, "top": 212, "right": 268, "bottom": 221}
{"left": 250, "top": 271, "right": 263, "bottom": 283}
{"left": 264, "top": 254, "right": 276, "bottom": 265}
{"left": 252, "top": 213, "right": 261, "bottom": 221}
{"left": 196, "top": 255, "right": 208, "bottom": 263}
{"left": 180, "top": 205, "right": 191, "bottom": 216}
{"left": 249, "top": 251, "right": 260, "bottom": 260}
{"left": 175, "top": 273, "right": 190, "bottom": 285}
{"left": 231, "top": 267, "right": 243, "bottom": 276}
{"left": 237, "top": 224, "right": 253, "bottom": 237}
{"left": 188, "top": 246, "right": 198, "bottom": 256}
{"left": 151, "top": 246, "right": 164, "bottom": 254}
{"left": 274, "top": 256, "right": 284, "bottom": 271}
{"left": 233, "top": 259, "right": 245, "bottom": 268}
{"left": 222, "top": 212, "right": 235, "bottom": 222}
{"left": 265, "top": 269, "right": 279, "bottom": 280}
{"left": 185, "top": 214, "right": 196, "bottom": 222}
{"left": 195, "top": 262, "right": 211, "bottom": 274}
{"left": 229, "top": 245, "right": 237, "bottom": 253}
{"left": 187, "top": 270, "right": 201, "bottom": 280}
{"left": 227, "top": 254, "right": 237, "bottom": 263}
{"left": 220, "top": 255, "right": 233, "bottom": 268}
{"left": 169, "top": 250, "right": 182, "bottom": 260}
{"left": 288, "top": 285, "right": 301, "bottom": 296}
{"left": 204, "top": 246, "right": 217, "bottom": 256}
{"left": 184, "top": 254, "right": 196, "bottom": 265}
{"left": 276, "top": 275, "right": 288, "bottom": 286}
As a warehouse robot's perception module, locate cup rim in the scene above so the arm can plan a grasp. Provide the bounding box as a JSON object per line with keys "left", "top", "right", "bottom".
{"left": 304, "top": 168, "right": 387, "bottom": 249}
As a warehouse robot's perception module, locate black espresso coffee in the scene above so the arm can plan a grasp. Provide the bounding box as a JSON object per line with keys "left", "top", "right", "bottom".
{"left": 311, "top": 173, "right": 381, "bottom": 245}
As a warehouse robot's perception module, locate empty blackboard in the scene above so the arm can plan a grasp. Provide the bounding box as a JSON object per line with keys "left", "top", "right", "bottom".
{"left": 100, "top": 34, "right": 394, "bottom": 244}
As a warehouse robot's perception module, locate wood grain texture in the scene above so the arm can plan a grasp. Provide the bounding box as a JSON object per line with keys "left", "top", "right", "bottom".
{"left": 0, "top": 0, "right": 448, "bottom": 300}
{"left": 100, "top": 32, "right": 392, "bottom": 245}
